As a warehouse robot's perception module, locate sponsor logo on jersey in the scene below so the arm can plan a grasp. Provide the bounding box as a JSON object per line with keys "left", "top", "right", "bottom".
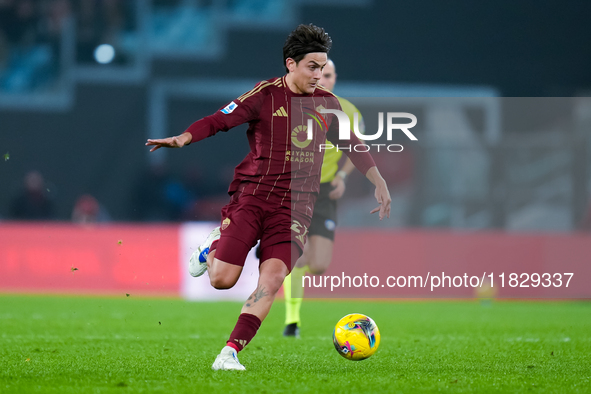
{"left": 291, "top": 125, "right": 313, "bottom": 149}
{"left": 221, "top": 101, "right": 237, "bottom": 114}
{"left": 273, "top": 106, "right": 288, "bottom": 117}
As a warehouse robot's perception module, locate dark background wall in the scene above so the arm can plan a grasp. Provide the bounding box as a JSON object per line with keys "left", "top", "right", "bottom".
{"left": 1, "top": 0, "right": 590, "bottom": 221}
{"left": 156, "top": 0, "right": 591, "bottom": 95}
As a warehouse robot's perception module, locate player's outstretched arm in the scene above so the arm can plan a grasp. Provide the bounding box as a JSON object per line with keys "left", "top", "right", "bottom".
{"left": 365, "top": 166, "right": 391, "bottom": 220}
{"left": 145, "top": 132, "right": 192, "bottom": 152}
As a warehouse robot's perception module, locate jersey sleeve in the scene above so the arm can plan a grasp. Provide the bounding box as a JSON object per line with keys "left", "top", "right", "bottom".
{"left": 183, "top": 83, "right": 265, "bottom": 144}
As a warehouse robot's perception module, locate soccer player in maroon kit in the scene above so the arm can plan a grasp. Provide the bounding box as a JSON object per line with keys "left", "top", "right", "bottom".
{"left": 146, "top": 24, "right": 391, "bottom": 371}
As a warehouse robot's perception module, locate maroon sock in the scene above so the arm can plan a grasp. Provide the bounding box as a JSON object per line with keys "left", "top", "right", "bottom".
{"left": 227, "top": 313, "right": 262, "bottom": 352}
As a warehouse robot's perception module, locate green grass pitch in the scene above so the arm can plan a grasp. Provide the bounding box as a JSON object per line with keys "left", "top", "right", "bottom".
{"left": 0, "top": 295, "right": 590, "bottom": 393}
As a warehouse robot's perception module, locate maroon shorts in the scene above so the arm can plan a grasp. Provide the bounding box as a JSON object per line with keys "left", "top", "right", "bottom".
{"left": 211, "top": 192, "right": 311, "bottom": 272}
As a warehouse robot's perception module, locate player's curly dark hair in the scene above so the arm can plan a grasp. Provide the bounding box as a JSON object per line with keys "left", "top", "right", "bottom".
{"left": 283, "top": 24, "right": 332, "bottom": 73}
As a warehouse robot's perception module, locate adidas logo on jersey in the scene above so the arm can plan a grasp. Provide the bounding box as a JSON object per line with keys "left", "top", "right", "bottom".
{"left": 273, "top": 106, "right": 288, "bottom": 117}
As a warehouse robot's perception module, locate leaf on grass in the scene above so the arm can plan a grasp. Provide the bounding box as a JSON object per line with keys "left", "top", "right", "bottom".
{"left": 159, "top": 321, "right": 161, "bottom": 325}
{"left": 3, "top": 152, "right": 9, "bottom": 161}
{"left": 115, "top": 382, "right": 127, "bottom": 387}
{"left": 451, "top": 380, "right": 458, "bottom": 384}
{"left": 527, "top": 365, "right": 535, "bottom": 369}
{"left": 125, "top": 293, "right": 130, "bottom": 297}
{"left": 25, "top": 358, "right": 30, "bottom": 362}
{"left": 551, "top": 351, "right": 554, "bottom": 356}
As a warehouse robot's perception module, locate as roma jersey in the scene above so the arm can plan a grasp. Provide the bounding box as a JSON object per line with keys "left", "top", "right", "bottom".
{"left": 183, "top": 76, "right": 375, "bottom": 218}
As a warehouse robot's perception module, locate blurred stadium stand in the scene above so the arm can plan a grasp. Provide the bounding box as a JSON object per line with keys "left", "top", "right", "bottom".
{"left": 1, "top": 0, "right": 591, "bottom": 233}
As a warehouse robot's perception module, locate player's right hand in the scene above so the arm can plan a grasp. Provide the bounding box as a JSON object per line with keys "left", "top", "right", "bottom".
{"left": 145, "top": 133, "right": 191, "bottom": 152}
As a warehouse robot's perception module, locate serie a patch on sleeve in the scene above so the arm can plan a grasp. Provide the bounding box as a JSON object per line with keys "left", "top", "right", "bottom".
{"left": 221, "top": 101, "right": 238, "bottom": 114}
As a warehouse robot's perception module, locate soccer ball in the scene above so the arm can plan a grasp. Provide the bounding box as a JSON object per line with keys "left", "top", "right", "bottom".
{"left": 333, "top": 313, "right": 380, "bottom": 361}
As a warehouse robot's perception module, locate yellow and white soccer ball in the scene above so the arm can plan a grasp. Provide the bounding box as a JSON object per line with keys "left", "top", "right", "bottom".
{"left": 333, "top": 313, "right": 380, "bottom": 361}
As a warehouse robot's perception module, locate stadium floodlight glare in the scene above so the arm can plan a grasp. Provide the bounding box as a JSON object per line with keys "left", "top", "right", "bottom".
{"left": 94, "top": 44, "right": 115, "bottom": 64}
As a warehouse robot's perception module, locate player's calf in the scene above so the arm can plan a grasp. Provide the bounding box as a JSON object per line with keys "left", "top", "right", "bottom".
{"left": 301, "top": 235, "right": 334, "bottom": 275}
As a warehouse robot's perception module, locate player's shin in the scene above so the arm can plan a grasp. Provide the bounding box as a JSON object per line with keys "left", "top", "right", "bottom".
{"left": 227, "top": 284, "right": 280, "bottom": 352}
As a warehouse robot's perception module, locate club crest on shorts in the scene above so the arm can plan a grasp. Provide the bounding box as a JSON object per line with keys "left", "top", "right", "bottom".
{"left": 221, "top": 218, "right": 231, "bottom": 230}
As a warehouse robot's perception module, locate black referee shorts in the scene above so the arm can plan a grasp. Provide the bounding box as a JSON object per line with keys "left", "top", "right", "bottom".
{"left": 309, "top": 182, "right": 338, "bottom": 241}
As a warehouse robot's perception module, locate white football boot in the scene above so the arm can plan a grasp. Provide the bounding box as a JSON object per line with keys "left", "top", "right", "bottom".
{"left": 211, "top": 346, "right": 246, "bottom": 371}
{"left": 189, "top": 226, "right": 221, "bottom": 277}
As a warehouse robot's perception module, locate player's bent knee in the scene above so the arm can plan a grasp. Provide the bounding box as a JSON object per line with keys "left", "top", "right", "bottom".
{"left": 208, "top": 257, "right": 243, "bottom": 289}
{"left": 307, "top": 256, "right": 330, "bottom": 275}
{"left": 308, "top": 265, "right": 327, "bottom": 275}
{"left": 208, "top": 267, "right": 240, "bottom": 289}
{"left": 260, "top": 274, "right": 285, "bottom": 295}
{"left": 259, "top": 262, "right": 289, "bottom": 294}
{"left": 261, "top": 269, "right": 286, "bottom": 291}
{"left": 308, "top": 252, "right": 332, "bottom": 275}
{"left": 295, "top": 253, "right": 310, "bottom": 269}
{"left": 209, "top": 274, "right": 237, "bottom": 290}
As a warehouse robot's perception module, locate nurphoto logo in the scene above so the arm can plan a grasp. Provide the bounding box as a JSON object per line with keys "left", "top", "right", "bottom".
{"left": 311, "top": 110, "right": 418, "bottom": 152}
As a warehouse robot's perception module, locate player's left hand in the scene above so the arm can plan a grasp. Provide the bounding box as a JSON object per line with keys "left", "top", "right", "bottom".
{"left": 328, "top": 175, "right": 346, "bottom": 200}
{"left": 370, "top": 181, "right": 391, "bottom": 220}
